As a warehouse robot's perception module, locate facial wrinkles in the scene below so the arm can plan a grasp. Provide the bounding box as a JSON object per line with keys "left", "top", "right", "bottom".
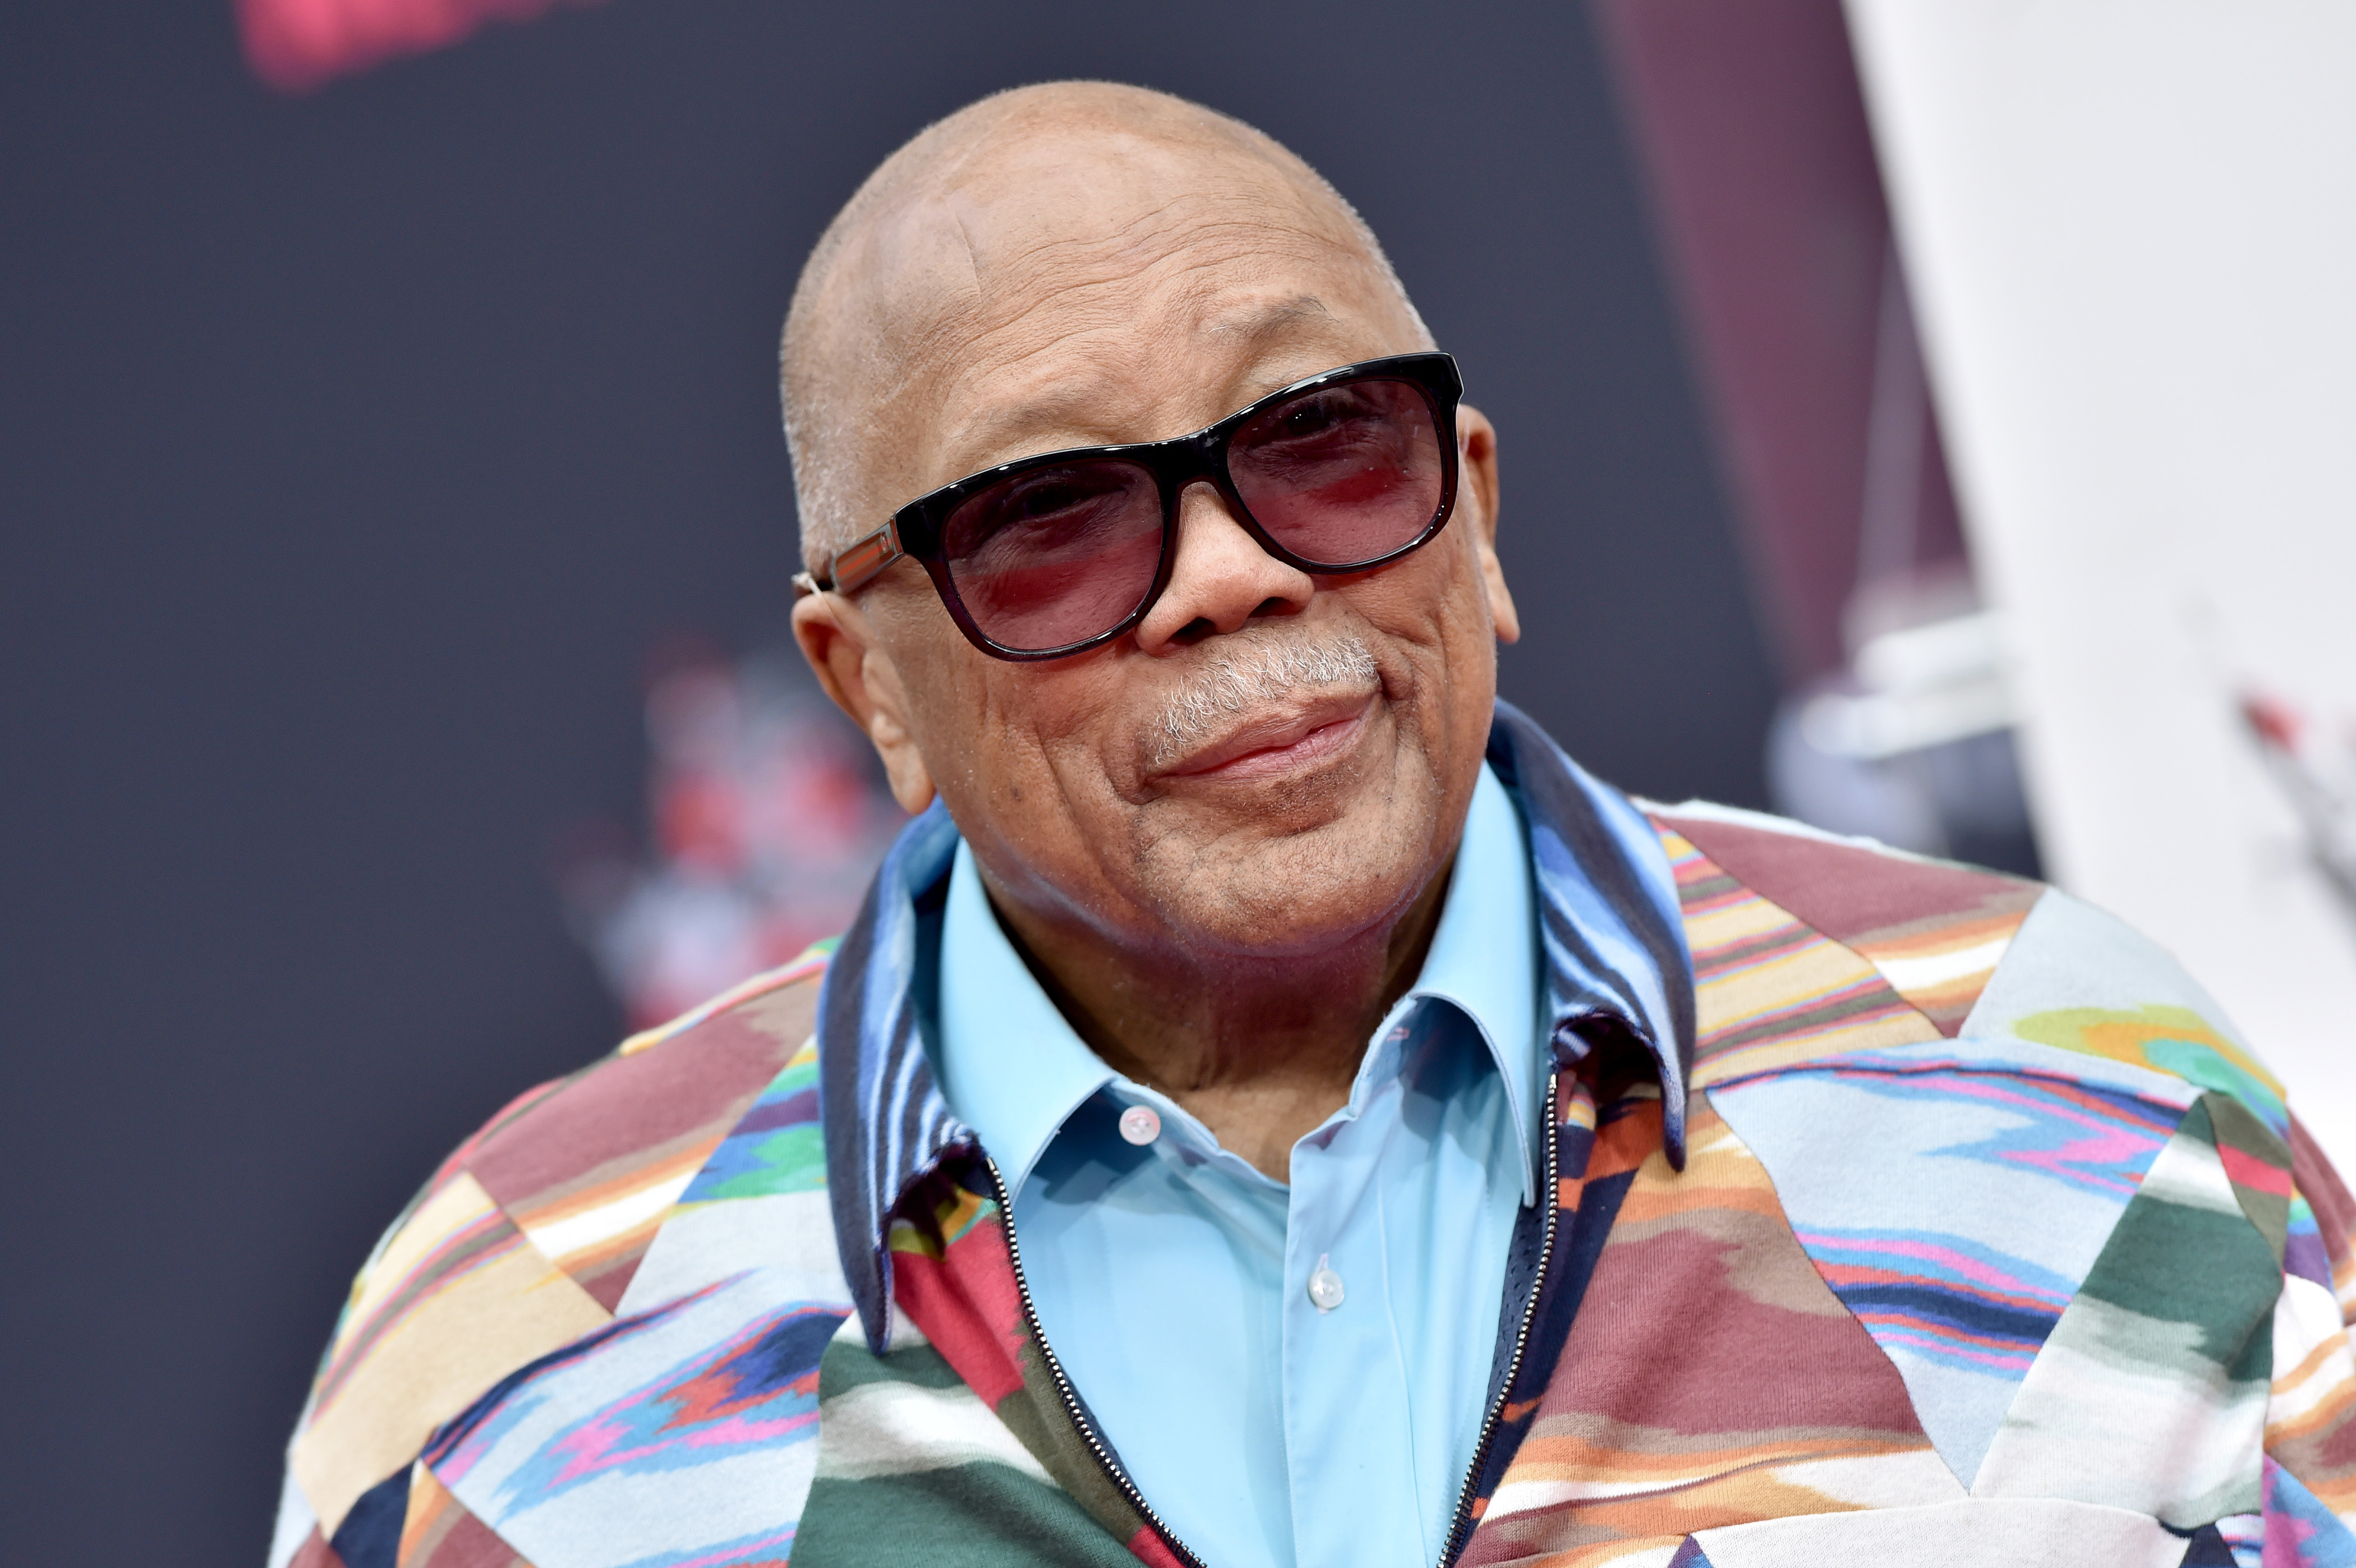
{"left": 981, "top": 234, "right": 1360, "bottom": 384}
{"left": 914, "top": 171, "right": 1359, "bottom": 378}
{"left": 1149, "top": 627, "right": 1381, "bottom": 770}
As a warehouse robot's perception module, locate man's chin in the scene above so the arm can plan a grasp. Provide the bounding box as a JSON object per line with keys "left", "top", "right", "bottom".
{"left": 1134, "top": 797, "right": 1446, "bottom": 957}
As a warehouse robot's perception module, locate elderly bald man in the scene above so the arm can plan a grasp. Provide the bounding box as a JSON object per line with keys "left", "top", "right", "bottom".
{"left": 273, "top": 83, "right": 2356, "bottom": 1568}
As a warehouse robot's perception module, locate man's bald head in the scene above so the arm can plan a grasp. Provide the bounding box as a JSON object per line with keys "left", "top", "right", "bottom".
{"left": 779, "top": 81, "right": 1431, "bottom": 570}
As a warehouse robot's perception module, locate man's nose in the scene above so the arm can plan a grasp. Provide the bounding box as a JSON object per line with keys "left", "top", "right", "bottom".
{"left": 1130, "top": 481, "right": 1315, "bottom": 652}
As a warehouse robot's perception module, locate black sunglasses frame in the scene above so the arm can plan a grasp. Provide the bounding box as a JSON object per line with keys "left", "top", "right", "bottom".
{"left": 797, "top": 352, "right": 1465, "bottom": 661}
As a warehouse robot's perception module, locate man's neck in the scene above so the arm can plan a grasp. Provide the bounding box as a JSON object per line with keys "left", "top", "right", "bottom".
{"left": 986, "top": 857, "right": 1456, "bottom": 1183}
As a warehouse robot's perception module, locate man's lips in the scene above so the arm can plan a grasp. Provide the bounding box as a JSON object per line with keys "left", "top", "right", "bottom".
{"left": 1153, "top": 691, "right": 1378, "bottom": 783}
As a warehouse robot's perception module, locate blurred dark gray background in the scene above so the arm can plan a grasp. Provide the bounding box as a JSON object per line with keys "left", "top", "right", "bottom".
{"left": 0, "top": 2, "right": 1775, "bottom": 1560}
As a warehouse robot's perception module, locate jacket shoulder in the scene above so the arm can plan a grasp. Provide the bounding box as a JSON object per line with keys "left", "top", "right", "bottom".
{"left": 1646, "top": 800, "right": 2288, "bottom": 1125}
{"left": 1648, "top": 799, "right": 2045, "bottom": 1050}
{"left": 1622, "top": 807, "right": 2346, "bottom": 1535}
{"left": 275, "top": 949, "right": 834, "bottom": 1563}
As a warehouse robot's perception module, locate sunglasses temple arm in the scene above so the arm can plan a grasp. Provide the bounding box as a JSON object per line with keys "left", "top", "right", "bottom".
{"left": 801, "top": 521, "right": 904, "bottom": 597}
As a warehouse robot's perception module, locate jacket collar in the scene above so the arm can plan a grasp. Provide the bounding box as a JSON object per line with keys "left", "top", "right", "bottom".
{"left": 816, "top": 698, "right": 1696, "bottom": 1353}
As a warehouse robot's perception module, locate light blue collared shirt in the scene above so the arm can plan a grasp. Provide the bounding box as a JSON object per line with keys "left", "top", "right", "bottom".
{"left": 936, "top": 763, "right": 1540, "bottom": 1568}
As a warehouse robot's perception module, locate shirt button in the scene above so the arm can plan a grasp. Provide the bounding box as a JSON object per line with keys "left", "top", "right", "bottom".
{"left": 1117, "top": 1105, "right": 1161, "bottom": 1146}
{"left": 1307, "top": 1257, "right": 1345, "bottom": 1313}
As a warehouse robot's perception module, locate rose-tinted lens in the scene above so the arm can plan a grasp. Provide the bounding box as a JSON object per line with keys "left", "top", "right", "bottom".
{"left": 940, "top": 459, "right": 1164, "bottom": 651}
{"left": 1228, "top": 378, "right": 1442, "bottom": 567}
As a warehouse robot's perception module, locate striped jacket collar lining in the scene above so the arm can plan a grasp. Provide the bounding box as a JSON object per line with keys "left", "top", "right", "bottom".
{"left": 816, "top": 698, "right": 1697, "bottom": 1353}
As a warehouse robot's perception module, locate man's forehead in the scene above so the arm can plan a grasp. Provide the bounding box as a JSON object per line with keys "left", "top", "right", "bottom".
{"left": 921, "top": 291, "right": 1368, "bottom": 461}
{"left": 848, "top": 144, "right": 1396, "bottom": 445}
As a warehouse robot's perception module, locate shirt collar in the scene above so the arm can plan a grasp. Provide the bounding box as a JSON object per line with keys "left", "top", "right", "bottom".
{"left": 1374, "top": 759, "right": 1542, "bottom": 1204}
{"left": 1485, "top": 703, "right": 1696, "bottom": 1155}
{"left": 816, "top": 699, "right": 1696, "bottom": 1353}
{"left": 938, "top": 761, "right": 1544, "bottom": 1209}
{"left": 935, "top": 835, "right": 1117, "bottom": 1204}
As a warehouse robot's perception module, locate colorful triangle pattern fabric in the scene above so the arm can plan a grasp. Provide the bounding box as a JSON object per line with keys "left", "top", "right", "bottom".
{"left": 1970, "top": 1096, "right": 2283, "bottom": 1525}
{"left": 399, "top": 1466, "right": 532, "bottom": 1567}
{"left": 272, "top": 957, "right": 834, "bottom": 1568}
{"left": 1658, "top": 804, "right": 2039, "bottom": 1036}
{"left": 1460, "top": 1091, "right": 1963, "bottom": 1565}
{"left": 1708, "top": 1039, "right": 2188, "bottom": 1487}
{"left": 463, "top": 973, "right": 812, "bottom": 1311}
{"left": 266, "top": 808, "right": 2356, "bottom": 1568}
{"left": 1656, "top": 822, "right": 1943, "bottom": 1087}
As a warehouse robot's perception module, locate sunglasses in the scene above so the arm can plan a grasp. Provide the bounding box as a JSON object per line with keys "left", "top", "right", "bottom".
{"left": 794, "top": 352, "right": 1464, "bottom": 660}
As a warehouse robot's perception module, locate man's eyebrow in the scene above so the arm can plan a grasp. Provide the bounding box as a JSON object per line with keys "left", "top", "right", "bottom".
{"left": 937, "top": 381, "right": 1128, "bottom": 462}
{"left": 1205, "top": 293, "right": 1335, "bottom": 344}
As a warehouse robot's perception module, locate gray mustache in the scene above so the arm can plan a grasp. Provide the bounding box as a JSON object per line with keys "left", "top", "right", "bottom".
{"left": 1152, "top": 632, "right": 1379, "bottom": 767}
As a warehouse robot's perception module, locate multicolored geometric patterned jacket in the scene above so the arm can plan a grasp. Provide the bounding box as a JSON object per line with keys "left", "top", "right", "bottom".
{"left": 270, "top": 704, "right": 2356, "bottom": 1568}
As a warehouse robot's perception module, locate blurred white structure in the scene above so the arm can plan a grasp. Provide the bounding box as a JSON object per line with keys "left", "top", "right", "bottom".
{"left": 1770, "top": 565, "right": 2040, "bottom": 874}
{"left": 1846, "top": 0, "right": 2356, "bottom": 1155}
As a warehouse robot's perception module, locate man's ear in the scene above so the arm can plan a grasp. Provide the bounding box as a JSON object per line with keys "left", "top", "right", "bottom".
{"left": 792, "top": 590, "right": 937, "bottom": 813}
{"left": 1456, "top": 404, "right": 1518, "bottom": 645}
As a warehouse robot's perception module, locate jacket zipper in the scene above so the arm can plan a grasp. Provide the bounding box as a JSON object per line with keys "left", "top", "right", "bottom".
{"left": 978, "top": 1065, "right": 1563, "bottom": 1568}
{"left": 1438, "top": 1067, "right": 1562, "bottom": 1565}
{"left": 983, "top": 1154, "right": 1211, "bottom": 1568}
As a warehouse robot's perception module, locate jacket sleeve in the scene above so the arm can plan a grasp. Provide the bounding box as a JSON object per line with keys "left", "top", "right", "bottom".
{"left": 263, "top": 958, "right": 830, "bottom": 1568}
{"left": 264, "top": 1073, "right": 583, "bottom": 1568}
{"left": 2260, "top": 1112, "right": 2356, "bottom": 1557}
